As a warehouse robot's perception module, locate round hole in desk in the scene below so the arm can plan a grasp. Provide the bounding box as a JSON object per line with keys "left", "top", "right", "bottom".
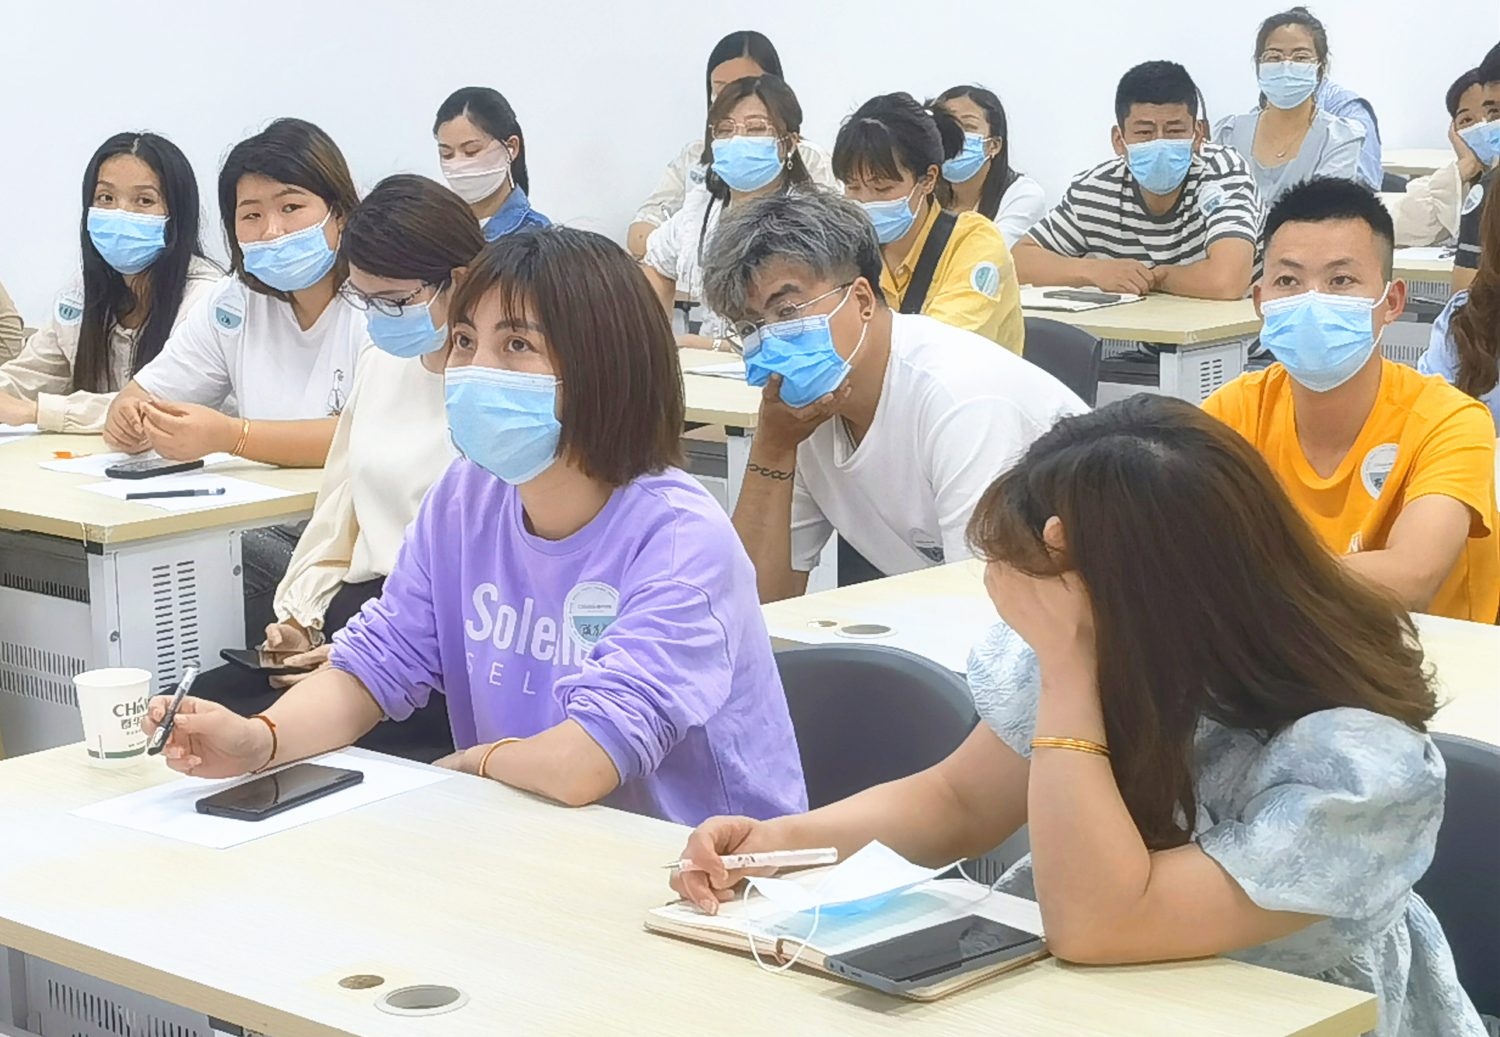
{"left": 375, "top": 984, "right": 469, "bottom": 1017}
{"left": 339, "top": 974, "right": 385, "bottom": 990}
{"left": 837, "top": 623, "right": 893, "bottom": 639}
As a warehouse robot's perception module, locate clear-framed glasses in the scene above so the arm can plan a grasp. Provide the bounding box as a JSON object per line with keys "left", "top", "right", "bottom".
{"left": 725, "top": 282, "right": 853, "bottom": 355}
{"left": 711, "top": 116, "right": 779, "bottom": 140}
{"left": 339, "top": 281, "right": 437, "bottom": 318}
{"left": 1259, "top": 48, "right": 1318, "bottom": 63}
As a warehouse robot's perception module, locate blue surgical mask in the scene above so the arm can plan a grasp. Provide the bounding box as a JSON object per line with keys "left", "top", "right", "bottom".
{"left": 87, "top": 208, "right": 168, "bottom": 275}
{"left": 942, "top": 133, "right": 990, "bottom": 184}
{"left": 1125, "top": 138, "right": 1194, "bottom": 195}
{"left": 367, "top": 294, "right": 448, "bottom": 358}
{"left": 1459, "top": 120, "right": 1500, "bottom": 168}
{"left": 744, "top": 287, "right": 866, "bottom": 407}
{"left": 444, "top": 366, "right": 562, "bottom": 484}
{"left": 861, "top": 187, "right": 919, "bottom": 245}
{"left": 1258, "top": 61, "right": 1320, "bottom": 110}
{"left": 1260, "top": 285, "right": 1389, "bottom": 393}
{"left": 241, "top": 213, "right": 338, "bottom": 292}
{"left": 711, "top": 136, "right": 785, "bottom": 192}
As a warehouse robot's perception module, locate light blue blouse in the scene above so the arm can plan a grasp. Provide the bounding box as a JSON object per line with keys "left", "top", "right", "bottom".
{"left": 967, "top": 620, "right": 1486, "bottom": 1037}
{"left": 1419, "top": 291, "right": 1500, "bottom": 432}
{"left": 1212, "top": 107, "right": 1370, "bottom": 206}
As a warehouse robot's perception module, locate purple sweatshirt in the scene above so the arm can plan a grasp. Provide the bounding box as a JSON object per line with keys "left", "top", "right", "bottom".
{"left": 331, "top": 460, "right": 807, "bottom": 825}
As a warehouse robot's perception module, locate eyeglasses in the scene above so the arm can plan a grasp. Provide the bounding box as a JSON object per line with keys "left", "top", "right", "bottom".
{"left": 726, "top": 283, "right": 853, "bottom": 354}
{"left": 1259, "top": 49, "right": 1318, "bottom": 63}
{"left": 710, "top": 117, "right": 779, "bottom": 140}
{"left": 339, "top": 281, "right": 438, "bottom": 317}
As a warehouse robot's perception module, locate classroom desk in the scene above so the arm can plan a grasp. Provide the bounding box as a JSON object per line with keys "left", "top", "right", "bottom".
{"left": 1022, "top": 294, "right": 1261, "bottom": 403}
{"left": 0, "top": 434, "right": 321, "bottom": 756}
{"left": 0, "top": 747, "right": 1375, "bottom": 1037}
{"left": 1383, "top": 148, "right": 1452, "bottom": 179}
{"left": 680, "top": 347, "right": 760, "bottom": 506}
{"left": 1393, "top": 249, "right": 1456, "bottom": 302}
{"left": 762, "top": 559, "right": 1500, "bottom": 747}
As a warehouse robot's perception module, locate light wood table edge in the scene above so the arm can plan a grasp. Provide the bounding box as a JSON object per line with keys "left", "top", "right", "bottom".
{"left": 0, "top": 917, "right": 356, "bottom": 1037}
{"left": 0, "top": 491, "right": 320, "bottom": 547}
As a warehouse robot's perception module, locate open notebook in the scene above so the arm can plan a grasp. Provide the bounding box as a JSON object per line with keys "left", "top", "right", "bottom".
{"left": 645, "top": 876, "right": 1048, "bottom": 1001}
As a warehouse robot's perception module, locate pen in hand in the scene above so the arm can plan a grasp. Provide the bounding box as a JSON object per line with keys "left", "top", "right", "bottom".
{"left": 147, "top": 664, "right": 200, "bottom": 756}
{"left": 664, "top": 848, "right": 839, "bottom": 873}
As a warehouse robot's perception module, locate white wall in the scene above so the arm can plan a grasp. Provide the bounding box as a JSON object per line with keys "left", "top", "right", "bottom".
{"left": 1, "top": 0, "right": 1495, "bottom": 321}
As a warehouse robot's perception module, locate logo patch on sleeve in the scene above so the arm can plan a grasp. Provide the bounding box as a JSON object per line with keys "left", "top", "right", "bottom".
{"left": 1462, "top": 184, "right": 1485, "bottom": 216}
{"left": 564, "top": 582, "right": 620, "bottom": 651}
{"left": 1199, "top": 183, "right": 1227, "bottom": 215}
{"left": 55, "top": 292, "right": 84, "bottom": 326}
{"left": 970, "top": 261, "right": 1002, "bottom": 298}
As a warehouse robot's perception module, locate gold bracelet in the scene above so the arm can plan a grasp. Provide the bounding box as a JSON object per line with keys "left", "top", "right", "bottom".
{"left": 477, "top": 737, "right": 523, "bottom": 778}
{"left": 1031, "top": 736, "right": 1110, "bottom": 757}
{"left": 231, "top": 418, "right": 251, "bottom": 457}
{"left": 248, "top": 713, "right": 278, "bottom": 772}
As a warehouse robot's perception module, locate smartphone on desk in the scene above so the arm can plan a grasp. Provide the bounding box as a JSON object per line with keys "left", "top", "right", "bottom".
{"left": 105, "top": 456, "right": 205, "bottom": 480}
{"left": 196, "top": 763, "right": 363, "bottom": 821}
{"left": 824, "top": 915, "right": 1045, "bottom": 996}
{"left": 219, "top": 646, "right": 316, "bottom": 676}
{"left": 1041, "top": 288, "right": 1123, "bottom": 304}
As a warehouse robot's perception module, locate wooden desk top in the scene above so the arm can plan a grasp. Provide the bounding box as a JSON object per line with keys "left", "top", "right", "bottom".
{"left": 763, "top": 560, "right": 1499, "bottom": 747}
{"left": 1383, "top": 148, "right": 1452, "bottom": 178}
{"left": 1022, "top": 294, "right": 1261, "bottom": 346}
{"left": 0, "top": 747, "right": 1374, "bottom": 1037}
{"left": 680, "top": 347, "right": 761, "bottom": 429}
{"left": 0, "top": 433, "right": 321, "bottom": 546}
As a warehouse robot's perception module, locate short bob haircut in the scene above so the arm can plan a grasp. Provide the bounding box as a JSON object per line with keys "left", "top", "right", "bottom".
{"left": 219, "top": 118, "right": 360, "bottom": 299}
{"left": 446, "top": 228, "right": 684, "bottom": 486}
{"left": 701, "top": 189, "right": 887, "bottom": 322}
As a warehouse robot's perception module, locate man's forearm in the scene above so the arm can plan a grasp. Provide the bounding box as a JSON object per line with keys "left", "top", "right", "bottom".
{"left": 1012, "top": 244, "right": 1095, "bottom": 288}
{"left": 730, "top": 445, "right": 806, "bottom": 603}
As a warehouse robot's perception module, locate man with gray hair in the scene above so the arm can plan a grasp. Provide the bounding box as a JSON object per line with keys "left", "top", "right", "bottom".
{"left": 703, "top": 189, "right": 1088, "bottom": 602}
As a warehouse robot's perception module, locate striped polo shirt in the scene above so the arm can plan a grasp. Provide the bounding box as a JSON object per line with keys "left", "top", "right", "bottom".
{"left": 1027, "top": 143, "right": 1264, "bottom": 268}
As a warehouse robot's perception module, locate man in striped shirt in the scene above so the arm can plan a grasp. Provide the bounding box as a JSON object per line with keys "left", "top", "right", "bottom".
{"left": 1014, "top": 60, "right": 1263, "bottom": 301}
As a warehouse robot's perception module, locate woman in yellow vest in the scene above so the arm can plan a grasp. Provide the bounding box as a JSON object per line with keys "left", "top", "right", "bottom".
{"left": 834, "top": 92, "right": 1025, "bottom": 354}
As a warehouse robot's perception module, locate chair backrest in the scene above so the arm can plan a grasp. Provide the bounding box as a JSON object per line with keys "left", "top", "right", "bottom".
{"left": 1022, "top": 317, "right": 1102, "bottom": 406}
{"left": 775, "top": 643, "right": 977, "bottom": 809}
{"left": 1381, "top": 171, "right": 1410, "bottom": 193}
{"left": 1414, "top": 733, "right": 1500, "bottom": 1018}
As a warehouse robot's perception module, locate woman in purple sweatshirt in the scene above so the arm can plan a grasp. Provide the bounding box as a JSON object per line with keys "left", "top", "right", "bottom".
{"left": 144, "top": 227, "right": 807, "bottom": 826}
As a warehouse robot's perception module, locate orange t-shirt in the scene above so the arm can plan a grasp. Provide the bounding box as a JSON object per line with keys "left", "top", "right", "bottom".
{"left": 1204, "top": 360, "right": 1499, "bottom": 623}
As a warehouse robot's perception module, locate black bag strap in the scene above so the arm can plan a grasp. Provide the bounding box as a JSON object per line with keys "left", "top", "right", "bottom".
{"left": 899, "top": 210, "right": 959, "bottom": 316}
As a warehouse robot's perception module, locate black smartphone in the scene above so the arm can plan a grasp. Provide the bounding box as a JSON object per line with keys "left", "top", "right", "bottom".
{"left": 823, "top": 915, "right": 1045, "bottom": 995}
{"left": 219, "top": 646, "right": 315, "bottom": 676}
{"left": 105, "top": 457, "right": 205, "bottom": 480}
{"left": 1042, "top": 289, "right": 1123, "bottom": 304}
{"left": 195, "top": 763, "right": 364, "bottom": 821}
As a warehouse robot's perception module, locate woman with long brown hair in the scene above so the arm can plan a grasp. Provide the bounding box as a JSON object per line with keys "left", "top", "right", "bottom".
{"left": 1421, "top": 183, "right": 1500, "bottom": 431}
{"left": 672, "top": 394, "right": 1483, "bottom": 1035}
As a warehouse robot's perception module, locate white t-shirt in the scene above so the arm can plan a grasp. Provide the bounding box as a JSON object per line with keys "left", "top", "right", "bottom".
{"left": 134, "top": 276, "right": 368, "bottom": 419}
{"left": 791, "top": 313, "right": 1089, "bottom": 576}
{"left": 994, "top": 174, "right": 1048, "bottom": 249}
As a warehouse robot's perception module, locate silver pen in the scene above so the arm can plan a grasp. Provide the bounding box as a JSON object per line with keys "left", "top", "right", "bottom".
{"left": 147, "top": 664, "right": 200, "bottom": 756}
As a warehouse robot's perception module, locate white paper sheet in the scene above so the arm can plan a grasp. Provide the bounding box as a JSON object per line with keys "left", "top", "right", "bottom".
{"left": 1020, "top": 285, "right": 1143, "bottom": 312}
{"left": 40, "top": 450, "right": 238, "bottom": 476}
{"left": 70, "top": 748, "right": 454, "bottom": 849}
{"left": 685, "top": 359, "right": 748, "bottom": 379}
{"left": 0, "top": 423, "right": 39, "bottom": 436}
{"left": 76, "top": 472, "right": 299, "bottom": 512}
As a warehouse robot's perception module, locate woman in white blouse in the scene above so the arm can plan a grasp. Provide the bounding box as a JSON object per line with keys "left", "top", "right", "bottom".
{"left": 640, "top": 74, "right": 813, "bottom": 348}
{"left": 103, "top": 118, "right": 367, "bottom": 467}
{"left": 0, "top": 131, "right": 220, "bottom": 431}
{"left": 626, "top": 30, "right": 835, "bottom": 259}
{"left": 933, "top": 85, "right": 1047, "bottom": 248}
{"left": 190, "top": 174, "right": 486, "bottom": 760}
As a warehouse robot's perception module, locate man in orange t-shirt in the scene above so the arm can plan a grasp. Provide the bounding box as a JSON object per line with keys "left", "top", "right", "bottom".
{"left": 1205, "top": 177, "right": 1498, "bottom": 623}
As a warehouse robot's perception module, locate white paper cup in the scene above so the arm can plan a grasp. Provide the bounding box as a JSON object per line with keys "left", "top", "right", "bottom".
{"left": 74, "top": 668, "right": 152, "bottom": 768}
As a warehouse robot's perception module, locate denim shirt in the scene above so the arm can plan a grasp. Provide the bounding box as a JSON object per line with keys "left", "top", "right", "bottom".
{"left": 482, "top": 186, "right": 551, "bottom": 242}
